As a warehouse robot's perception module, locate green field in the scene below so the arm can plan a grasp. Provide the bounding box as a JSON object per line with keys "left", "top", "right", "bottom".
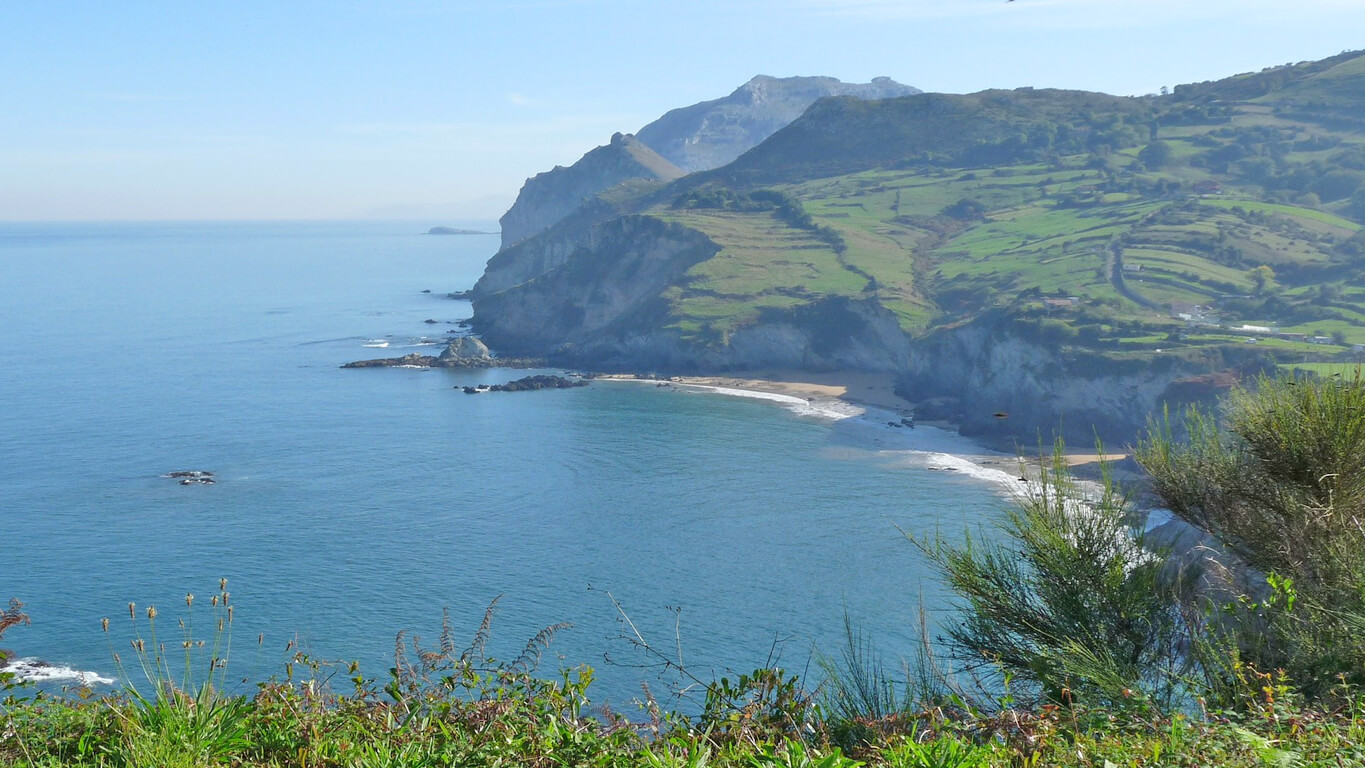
{"left": 510, "top": 51, "right": 1365, "bottom": 361}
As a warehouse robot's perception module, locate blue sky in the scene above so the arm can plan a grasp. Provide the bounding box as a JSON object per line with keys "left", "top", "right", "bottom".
{"left": 4, "top": 0, "right": 1364, "bottom": 221}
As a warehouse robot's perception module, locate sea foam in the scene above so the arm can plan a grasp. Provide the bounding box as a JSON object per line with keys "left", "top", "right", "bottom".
{"left": 6, "top": 658, "right": 115, "bottom": 686}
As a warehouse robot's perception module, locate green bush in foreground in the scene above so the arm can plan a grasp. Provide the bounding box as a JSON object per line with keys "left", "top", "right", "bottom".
{"left": 907, "top": 369, "right": 1365, "bottom": 719}
{"left": 1141, "top": 369, "right": 1365, "bottom": 703}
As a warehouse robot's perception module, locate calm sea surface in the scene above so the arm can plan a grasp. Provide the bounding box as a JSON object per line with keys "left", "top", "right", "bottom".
{"left": 0, "top": 220, "right": 1013, "bottom": 708}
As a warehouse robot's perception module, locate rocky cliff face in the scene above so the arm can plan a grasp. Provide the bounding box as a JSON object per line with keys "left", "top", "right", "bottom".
{"left": 636, "top": 75, "right": 920, "bottom": 173}
{"left": 474, "top": 216, "right": 720, "bottom": 354}
{"left": 475, "top": 195, "right": 623, "bottom": 296}
{"left": 498, "top": 133, "right": 682, "bottom": 250}
{"left": 472, "top": 217, "right": 913, "bottom": 372}
{"left": 493, "top": 75, "right": 917, "bottom": 255}
{"left": 898, "top": 314, "right": 1271, "bottom": 446}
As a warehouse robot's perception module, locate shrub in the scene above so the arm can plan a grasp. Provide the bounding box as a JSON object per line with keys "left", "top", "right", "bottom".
{"left": 913, "top": 447, "right": 1189, "bottom": 712}
{"left": 1138, "top": 368, "right": 1365, "bottom": 701}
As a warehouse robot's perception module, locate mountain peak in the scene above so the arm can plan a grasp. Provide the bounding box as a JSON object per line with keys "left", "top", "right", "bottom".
{"left": 635, "top": 75, "right": 920, "bottom": 173}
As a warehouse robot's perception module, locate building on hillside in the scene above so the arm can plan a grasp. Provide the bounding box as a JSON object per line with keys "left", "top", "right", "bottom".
{"left": 1171, "top": 301, "right": 1220, "bottom": 327}
{"left": 1193, "top": 180, "right": 1223, "bottom": 195}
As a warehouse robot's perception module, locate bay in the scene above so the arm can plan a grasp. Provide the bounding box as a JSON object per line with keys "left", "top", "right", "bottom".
{"left": 0, "top": 220, "right": 1012, "bottom": 708}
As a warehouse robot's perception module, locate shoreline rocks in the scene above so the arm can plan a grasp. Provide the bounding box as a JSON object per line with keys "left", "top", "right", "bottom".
{"left": 468, "top": 375, "right": 589, "bottom": 393}
{"left": 344, "top": 336, "right": 545, "bottom": 370}
{"left": 341, "top": 352, "right": 547, "bottom": 369}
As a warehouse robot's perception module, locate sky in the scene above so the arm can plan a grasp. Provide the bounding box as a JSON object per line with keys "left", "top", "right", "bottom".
{"left": 4, "top": 0, "right": 1365, "bottom": 222}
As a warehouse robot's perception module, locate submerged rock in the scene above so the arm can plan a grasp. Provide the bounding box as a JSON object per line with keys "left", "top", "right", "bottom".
{"left": 165, "top": 470, "right": 215, "bottom": 486}
{"left": 164, "top": 470, "right": 214, "bottom": 479}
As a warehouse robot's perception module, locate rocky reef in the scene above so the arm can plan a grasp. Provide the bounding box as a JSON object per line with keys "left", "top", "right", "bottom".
{"left": 342, "top": 336, "right": 544, "bottom": 370}
{"left": 461, "top": 375, "right": 589, "bottom": 394}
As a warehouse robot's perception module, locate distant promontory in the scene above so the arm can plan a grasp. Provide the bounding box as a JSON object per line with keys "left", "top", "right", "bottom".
{"left": 426, "top": 226, "right": 496, "bottom": 235}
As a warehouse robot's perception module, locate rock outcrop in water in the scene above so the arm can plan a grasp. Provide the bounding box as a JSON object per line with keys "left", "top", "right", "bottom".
{"left": 485, "top": 375, "right": 588, "bottom": 392}
{"left": 342, "top": 338, "right": 543, "bottom": 370}
{"left": 426, "top": 226, "right": 494, "bottom": 235}
{"left": 164, "top": 470, "right": 215, "bottom": 485}
{"left": 439, "top": 336, "right": 492, "bottom": 362}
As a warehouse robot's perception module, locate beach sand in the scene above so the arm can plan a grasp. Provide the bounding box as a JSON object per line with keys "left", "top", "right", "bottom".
{"left": 598, "top": 369, "right": 1133, "bottom": 477}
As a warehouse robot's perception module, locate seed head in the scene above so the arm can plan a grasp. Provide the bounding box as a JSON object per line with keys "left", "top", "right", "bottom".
{"left": 211, "top": 595, "right": 219, "bottom": 607}
{"left": 146, "top": 606, "right": 157, "bottom": 620}
{"left": 227, "top": 605, "right": 234, "bottom": 623}
{"left": 128, "top": 603, "right": 135, "bottom": 619}
{"left": 185, "top": 593, "right": 194, "bottom": 607}
{"left": 219, "top": 578, "right": 227, "bottom": 591}
{"left": 101, "top": 618, "right": 109, "bottom": 633}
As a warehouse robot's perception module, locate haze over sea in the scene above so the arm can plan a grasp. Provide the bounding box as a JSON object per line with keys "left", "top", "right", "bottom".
{"left": 0, "top": 221, "right": 1013, "bottom": 707}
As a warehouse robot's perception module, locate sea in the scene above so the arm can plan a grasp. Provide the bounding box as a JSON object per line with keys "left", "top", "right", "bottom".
{"left": 0, "top": 220, "right": 1021, "bottom": 709}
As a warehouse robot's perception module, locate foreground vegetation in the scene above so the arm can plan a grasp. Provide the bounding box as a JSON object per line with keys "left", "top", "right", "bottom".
{"left": 6, "top": 371, "right": 1365, "bottom": 766}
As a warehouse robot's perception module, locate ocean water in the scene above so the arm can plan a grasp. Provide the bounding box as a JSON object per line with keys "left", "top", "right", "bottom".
{"left": 0, "top": 220, "right": 1017, "bottom": 708}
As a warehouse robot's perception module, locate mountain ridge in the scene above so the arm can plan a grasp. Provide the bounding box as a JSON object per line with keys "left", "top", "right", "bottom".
{"left": 470, "top": 49, "right": 1365, "bottom": 443}
{"left": 492, "top": 75, "right": 918, "bottom": 253}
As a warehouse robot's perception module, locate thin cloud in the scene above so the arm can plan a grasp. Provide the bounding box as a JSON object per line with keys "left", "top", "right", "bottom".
{"left": 507, "top": 92, "right": 531, "bottom": 106}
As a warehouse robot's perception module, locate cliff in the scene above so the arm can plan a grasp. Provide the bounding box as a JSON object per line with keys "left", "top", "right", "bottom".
{"left": 897, "top": 313, "right": 1272, "bottom": 446}
{"left": 472, "top": 215, "right": 913, "bottom": 372}
{"left": 636, "top": 75, "right": 919, "bottom": 174}
{"left": 494, "top": 75, "right": 918, "bottom": 256}
{"left": 467, "top": 50, "right": 1365, "bottom": 446}
{"left": 498, "top": 133, "right": 682, "bottom": 250}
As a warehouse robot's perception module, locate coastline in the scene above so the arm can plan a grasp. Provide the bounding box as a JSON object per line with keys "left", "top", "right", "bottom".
{"left": 598, "top": 370, "right": 1130, "bottom": 467}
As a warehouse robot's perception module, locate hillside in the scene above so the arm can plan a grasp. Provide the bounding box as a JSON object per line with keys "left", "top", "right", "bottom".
{"left": 497, "top": 133, "right": 682, "bottom": 249}
{"left": 471, "top": 50, "right": 1365, "bottom": 442}
{"left": 493, "top": 76, "right": 917, "bottom": 252}
{"left": 636, "top": 74, "right": 919, "bottom": 173}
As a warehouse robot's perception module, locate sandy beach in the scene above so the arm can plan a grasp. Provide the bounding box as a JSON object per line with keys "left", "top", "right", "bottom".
{"left": 597, "top": 370, "right": 1132, "bottom": 475}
